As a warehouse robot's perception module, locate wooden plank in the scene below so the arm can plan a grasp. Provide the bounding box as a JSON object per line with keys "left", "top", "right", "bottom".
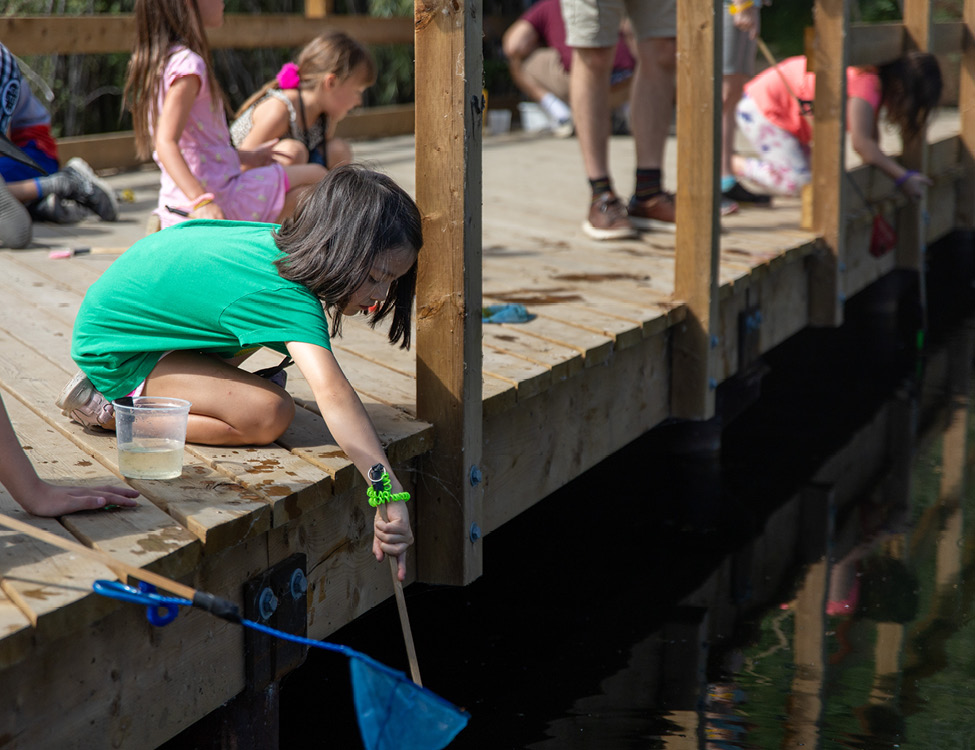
{"left": 483, "top": 326, "right": 584, "bottom": 383}
{"left": 490, "top": 316, "right": 614, "bottom": 369}
{"left": 414, "top": 0, "right": 484, "bottom": 585}
{"left": 897, "top": 0, "right": 934, "bottom": 271}
{"left": 60, "top": 104, "right": 418, "bottom": 172}
{"left": 847, "top": 23, "right": 903, "bottom": 66}
{"left": 0, "top": 496, "right": 118, "bottom": 645}
{"left": 672, "top": 0, "right": 721, "bottom": 419}
{"left": 959, "top": 0, "right": 975, "bottom": 227}
{"left": 483, "top": 331, "right": 671, "bottom": 533}
{"left": 5, "top": 396, "right": 201, "bottom": 583}
{"left": 0, "top": 333, "right": 273, "bottom": 553}
{"left": 0, "top": 15, "right": 413, "bottom": 56}
{"left": 809, "top": 0, "right": 849, "bottom": 326}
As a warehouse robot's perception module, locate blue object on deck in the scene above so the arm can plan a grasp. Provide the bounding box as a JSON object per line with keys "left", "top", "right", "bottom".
{"left": 92, "top": 580, "right": 470, "bottom": 750}
{"left": 482, "top": 303, "right": 535, "bottom": 324}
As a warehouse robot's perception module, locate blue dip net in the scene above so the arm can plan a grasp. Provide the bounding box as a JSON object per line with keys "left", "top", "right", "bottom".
{"left": 93, "top": 580, "right": 469, "bottom": 750}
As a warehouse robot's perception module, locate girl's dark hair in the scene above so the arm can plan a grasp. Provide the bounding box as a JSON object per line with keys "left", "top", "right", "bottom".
{"left": 274, "top": 165, "right": 422, "bottom": 348}
{"left": 878, "top": 51, "right": 942, "bottom": 142}
{"left": 124, "top": 0, "right": 230, "bottom": 160}
{"left": 235, "top": 31, "right": 377, "bottom": 120}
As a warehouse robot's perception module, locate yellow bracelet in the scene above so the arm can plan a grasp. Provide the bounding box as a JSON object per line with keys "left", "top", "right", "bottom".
{"left": 729, "top": 0, "right": 754, "bottom": 13}
{"left": 191, "top": 192, "right": 215, "bottom": 211}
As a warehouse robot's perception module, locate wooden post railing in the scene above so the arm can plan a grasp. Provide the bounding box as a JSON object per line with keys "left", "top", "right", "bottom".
{"left": 897, "top": 0, "right": 934, "bottom": 272}
{"left": 809, "top": 0, "right": 849, "bottom": 327}
{"left": 958, "top": 0, "right": 975, "bottom": 226}
{"left": 671, "top": 0, "right": 722, "bottom": 420}
{"left": 0, "top": 14, "right": 416, "bottom": 171}
{"left": 413, "top": 0, "right": 484, "bottom": 586}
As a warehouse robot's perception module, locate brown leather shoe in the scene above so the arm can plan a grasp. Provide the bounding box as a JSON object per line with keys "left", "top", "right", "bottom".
{"left": 628, "top": 191, "right": 676, "bottom": 231}
{"left": 584, "top": 192, "right": 637, "bottom": 240}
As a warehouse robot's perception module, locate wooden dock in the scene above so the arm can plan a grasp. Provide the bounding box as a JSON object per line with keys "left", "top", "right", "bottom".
{"left": 0, "top": 116, "right": 966, "bottom": 745}
{"left": 1, "top": 0, "right": 974, "bottom": 744}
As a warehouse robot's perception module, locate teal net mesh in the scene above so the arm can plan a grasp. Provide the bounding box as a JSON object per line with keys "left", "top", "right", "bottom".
{"left": 350, "top": 653, "right": 470, "bottom": 750}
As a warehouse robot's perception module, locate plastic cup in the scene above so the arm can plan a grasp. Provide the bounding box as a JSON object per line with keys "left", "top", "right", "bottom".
{"left": 487, "top": 109, "right": 511, "bottom": 135}
{"left": 114, "top": 396, "right": 191, "bottom": 480}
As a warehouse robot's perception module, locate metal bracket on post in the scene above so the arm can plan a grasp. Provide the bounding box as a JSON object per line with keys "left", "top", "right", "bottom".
{"left": 243, "top": 553, "right": 308, "bottom": 694}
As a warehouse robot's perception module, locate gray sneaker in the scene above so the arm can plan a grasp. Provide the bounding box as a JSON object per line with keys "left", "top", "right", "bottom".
{"left": 56, "top": 371, "right": 115, "bottom": 429}
{"left": 29, "top": 194, "right": 88, "bottom": 224}
{"left": 60, "top": 157, "right": 118, "bottom": 221}
{"left": 0, "top": 175, "right": 32, "bottom": 248}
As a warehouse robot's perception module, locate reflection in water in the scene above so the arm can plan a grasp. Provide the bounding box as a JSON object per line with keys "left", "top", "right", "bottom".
{"left": 281, "top": 239, "right": 975, "bottom": 749}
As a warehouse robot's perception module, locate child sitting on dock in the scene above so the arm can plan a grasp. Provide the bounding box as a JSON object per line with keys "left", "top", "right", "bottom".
{"left": 732, "top": 51, "right": 942, "bottom": 199}
{"left": 123, "top": 0, "right": 327, "bottom": 230}
{"left": 56, "top": 165, "right": 418, "bottom": 576}
{"left": 231, "top": 31, "right": 375, "bottom": 170}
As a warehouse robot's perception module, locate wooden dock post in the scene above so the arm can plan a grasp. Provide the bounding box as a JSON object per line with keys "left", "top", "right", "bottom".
{"left": 957, "top": 0, "right": 975, "bottom": 227}
{"left": 897, "top": 0, "right": 933, "bottom": 271}
{"left": 672, "top": 0, "right": 721, "bottom": 420}
{"left": 809, "top": 0, "right": 849, "bottom": 327}
{"left": 413, "top": 0, "right": 484, "bottom": 584}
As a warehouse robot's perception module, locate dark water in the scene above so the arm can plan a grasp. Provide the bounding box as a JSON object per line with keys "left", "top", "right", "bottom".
{"left": 280, "top": 234, "right": 975, "bottom": 749}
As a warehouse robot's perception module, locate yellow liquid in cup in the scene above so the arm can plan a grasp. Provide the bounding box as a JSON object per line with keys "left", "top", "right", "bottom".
{"left": 117, "top": 438, "right": 185, "bottom": 480}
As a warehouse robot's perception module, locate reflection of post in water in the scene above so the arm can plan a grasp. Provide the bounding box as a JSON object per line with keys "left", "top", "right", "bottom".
{"left": 782, "top": 484, "right": 834, "bottom": 749}
{"left": 900, "top": 320, "right": 975, "bottom": 708}
{"left": 659, "top": 607, "right": 709, "bottom": 749}
{"left": 933, "top": 322, "right": 973, "bottom": 593}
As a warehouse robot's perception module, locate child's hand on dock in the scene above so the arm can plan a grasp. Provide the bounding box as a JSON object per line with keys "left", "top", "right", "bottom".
{"left": 14, "top": 480, "right": 140, "bottom": 517}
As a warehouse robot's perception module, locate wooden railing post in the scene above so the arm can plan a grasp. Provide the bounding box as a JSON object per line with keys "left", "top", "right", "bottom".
{"left": 672, "top": 0, "right": 721, "bottom": 420}
{"left": 898, "top": 0, "right": 933, "bottom": 270}
{"left": 413, "top": 0, "right": 484, "bottom": 585}
{"left": 957, "top": 0, "right": 975, "bottom": 227}
{"left": 304, "top": 0, "right": 333, "bottom": 17}
{"left": 809, "top": 0, "right": 849, "bottom": 327}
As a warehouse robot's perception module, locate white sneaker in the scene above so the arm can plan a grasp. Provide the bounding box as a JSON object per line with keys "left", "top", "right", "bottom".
{"left": 56, "top": 371, "right": 115, "bottom": 428}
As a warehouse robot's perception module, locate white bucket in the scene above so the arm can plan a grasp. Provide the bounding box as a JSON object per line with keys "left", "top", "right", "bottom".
{"left": 518, "top": 102, "right": 551, "bottom": 133}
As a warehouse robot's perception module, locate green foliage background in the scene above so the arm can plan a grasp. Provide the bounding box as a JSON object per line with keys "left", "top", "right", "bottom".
{"left": 1, "top": 0, "right": 966, "bottom": 138}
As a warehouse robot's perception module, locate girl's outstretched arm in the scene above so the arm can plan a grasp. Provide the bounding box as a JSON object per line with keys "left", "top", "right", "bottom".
{"left": 848, "top": 96, "right": 931, "bottom": 200}
{"left": 287, "top": 341, "right": 414, "bottom": 580}
{"left": 0, "top": 396, "right": 139, "bottom": 516}
{"left": 155, "top": 75, "right": 225, "bottom": 220}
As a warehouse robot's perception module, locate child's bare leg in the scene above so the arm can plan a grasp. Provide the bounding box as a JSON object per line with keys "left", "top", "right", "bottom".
{"left": 143, "top": 351, "right": 295, "bottom": 446}
{"left": 277, "top": 163, "right": 326, "bottom": 221}
{"left": 326, "top": 138, "right": 353, "bottom": 169}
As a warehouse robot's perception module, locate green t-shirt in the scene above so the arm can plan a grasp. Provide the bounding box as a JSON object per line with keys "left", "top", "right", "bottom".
{"left": 72, "top": 220, "right": 331, "bottom": 400}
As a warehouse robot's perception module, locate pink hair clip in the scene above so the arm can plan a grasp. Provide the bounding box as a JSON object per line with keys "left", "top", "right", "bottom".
{"left": 276, "top": 62, "right": 301, "bottom": 89}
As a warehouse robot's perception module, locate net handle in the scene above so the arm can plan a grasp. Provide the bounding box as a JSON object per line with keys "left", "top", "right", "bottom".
{"left": 379, "top": 502, "right": 423, "bottom": 687}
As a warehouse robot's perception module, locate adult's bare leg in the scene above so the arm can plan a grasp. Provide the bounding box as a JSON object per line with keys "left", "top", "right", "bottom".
{"left": 570, "top": 45, "right": 616, "bottom": 181}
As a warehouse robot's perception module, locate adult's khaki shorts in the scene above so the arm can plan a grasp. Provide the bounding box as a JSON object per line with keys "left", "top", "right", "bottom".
{"left": 562, "top": 0, "right": 676, "bottom": 47}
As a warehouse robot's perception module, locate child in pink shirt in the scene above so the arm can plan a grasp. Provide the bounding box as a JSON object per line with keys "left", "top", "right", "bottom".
{"left": 124, "top": 0, "right": 327, "bottom": 229}
{"left": 733, "top": 52, "right": 941, "bottom": 199}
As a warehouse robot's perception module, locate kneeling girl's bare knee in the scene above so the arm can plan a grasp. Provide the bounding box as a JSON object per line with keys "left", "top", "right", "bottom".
{"left": 238, "top": 390, "right": 295, "bottom": 444}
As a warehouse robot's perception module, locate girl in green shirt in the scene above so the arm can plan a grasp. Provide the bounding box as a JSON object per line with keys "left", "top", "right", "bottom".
{"left": 58, "top": 165, "right": 421, "bottom": 578}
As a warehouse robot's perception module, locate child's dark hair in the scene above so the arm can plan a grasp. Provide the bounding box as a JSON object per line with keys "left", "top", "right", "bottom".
{"left": 274, "top": 165, "right": 422, "bottom": 348}
{"left": 235, "top": 31, "right": 377, "bottom": 120}
{"left": 124, "top": 0, "right": 230, "bottom": 160}
{"left": 878, "top": 51, "right": 942, "bottom": 142}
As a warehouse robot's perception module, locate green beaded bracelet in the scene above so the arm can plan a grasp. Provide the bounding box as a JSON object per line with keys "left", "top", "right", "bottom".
{"left": 366, "top": 465, "right": 411, "bottom": 507}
